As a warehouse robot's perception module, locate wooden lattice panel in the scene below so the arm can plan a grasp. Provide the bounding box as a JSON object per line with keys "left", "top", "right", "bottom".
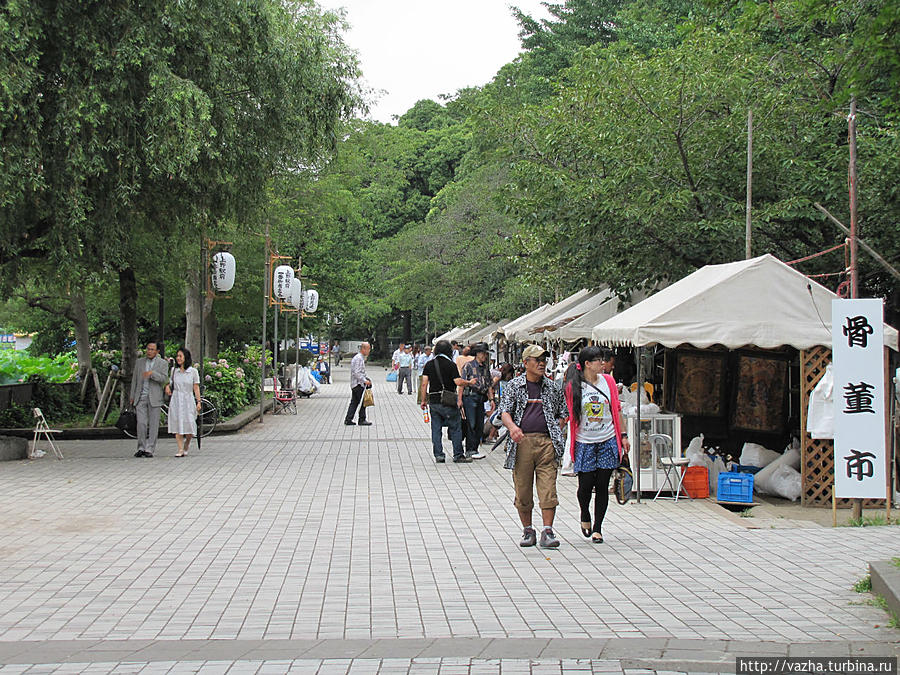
{"left": 801, "top": 347, "right": 834, "bottom": 506}
{"left": 800, "top": 346, "right": 886, "bottom": 508}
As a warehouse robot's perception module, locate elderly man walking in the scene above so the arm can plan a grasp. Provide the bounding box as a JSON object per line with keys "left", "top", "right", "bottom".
{"left": 130, "top": 341, "right": 169, "bottom": 458}
{"left": 498, "top": 344, "right": 568, "bottom": 548}
{"left": 344, "top": 342, "right": 373, "bottom": 426}
{"left": 397, "top": 344, "right": 414, "bottom": 395}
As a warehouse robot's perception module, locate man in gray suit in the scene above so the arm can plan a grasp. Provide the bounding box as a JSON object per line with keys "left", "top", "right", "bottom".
{"left": 130, "top": 341, "right": 169, "bottom": 458}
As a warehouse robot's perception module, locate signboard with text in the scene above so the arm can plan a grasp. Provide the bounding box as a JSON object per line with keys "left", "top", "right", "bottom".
{"left": 832, "top": 299, "right": 887, "bottom": 499}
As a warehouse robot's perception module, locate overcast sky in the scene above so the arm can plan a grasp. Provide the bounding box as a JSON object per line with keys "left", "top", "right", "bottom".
{"left": 317, "top": 0, "right": 552, "bottom": 123}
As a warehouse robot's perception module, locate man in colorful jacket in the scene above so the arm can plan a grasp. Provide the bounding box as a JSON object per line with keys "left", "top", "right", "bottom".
{"left": 498, "top": 344, "right": 568, "bottom": 548}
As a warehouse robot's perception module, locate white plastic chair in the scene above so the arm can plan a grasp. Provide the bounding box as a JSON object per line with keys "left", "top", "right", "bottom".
{"left": 32, "top": 408, "right": 63, "bottom": 460}
{"left": 651, "top": 433, "right": 690, "bottom": 501}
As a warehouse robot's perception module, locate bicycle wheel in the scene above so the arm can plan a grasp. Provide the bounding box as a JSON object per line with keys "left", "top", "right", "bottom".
{"left": 197, "top": 398, "right": 218, "bottom": 437}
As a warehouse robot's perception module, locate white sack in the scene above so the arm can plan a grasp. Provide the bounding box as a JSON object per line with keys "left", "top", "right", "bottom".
{"left": 685, "top": 435, "right": 706, "bottom": 467}
{"left": 739, "top": 442, "right": 782, "bottom": 468}
{"left": 754, "top": 446, "right": 801, "bottom": 494}
{"left": 623, "top": 403, "right": 660, "bottom": 417}
{"left": 768, "top": 465, "right": 802, "bottom": 501}
{"left": 807, "top": 364, "right": 834, "bottom": 439}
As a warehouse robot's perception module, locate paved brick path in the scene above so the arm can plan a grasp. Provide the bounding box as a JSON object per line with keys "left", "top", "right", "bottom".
{"left": 1, "top": 365, "right": 897, "bottom": 673}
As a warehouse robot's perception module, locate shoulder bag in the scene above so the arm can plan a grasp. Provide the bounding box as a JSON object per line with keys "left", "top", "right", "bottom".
{"left": 429, "top": 357, "right": 458, "bottom": 407}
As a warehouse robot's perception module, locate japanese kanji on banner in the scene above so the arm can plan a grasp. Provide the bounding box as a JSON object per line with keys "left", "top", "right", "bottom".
{"left": 832, "top": 299, "right": 887, "bottom": 499}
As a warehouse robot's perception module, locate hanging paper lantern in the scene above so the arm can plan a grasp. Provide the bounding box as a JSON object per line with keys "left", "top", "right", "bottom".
{"left": 210, "top": 252, "right": 236, "bottom": 293}
{"left": 273, "top": 265, "right": 294, "bottom": 299}
{"left": 303, "top": 288, "right": 319, "bottom": 313}
{"left": 289, "top": 278, "right": 303, "bottom": 309}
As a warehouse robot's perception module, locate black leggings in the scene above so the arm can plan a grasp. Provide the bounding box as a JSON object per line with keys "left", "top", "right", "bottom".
{"left": 577, "top": 469, "right": 614, "bottom": 534}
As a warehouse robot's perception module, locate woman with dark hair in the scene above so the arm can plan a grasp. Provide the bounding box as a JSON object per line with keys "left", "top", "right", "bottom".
{"left": 165, "top": 347, "right": 202, "bottom": 457}
{"left": 563, "top": 346, "right": 629, "bottom": 542}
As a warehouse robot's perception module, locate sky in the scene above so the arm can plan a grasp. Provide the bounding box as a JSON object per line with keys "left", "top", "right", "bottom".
{"left": 316, "top": 0, "right": 552, "bottom": 123}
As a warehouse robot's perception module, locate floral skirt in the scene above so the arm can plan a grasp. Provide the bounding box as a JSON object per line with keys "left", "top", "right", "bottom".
{"left": 573, "top": 437, "right": 619, "bottom": 473}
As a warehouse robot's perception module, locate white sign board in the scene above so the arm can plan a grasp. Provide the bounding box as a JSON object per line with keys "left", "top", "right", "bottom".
{"left": 832, "top": 299, "right": 886, "bottom": 499}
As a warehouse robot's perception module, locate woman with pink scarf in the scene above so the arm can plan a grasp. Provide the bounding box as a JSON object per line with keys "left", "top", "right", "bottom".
{"left": 563, "top": 347, "right": 630, "bottom": 543}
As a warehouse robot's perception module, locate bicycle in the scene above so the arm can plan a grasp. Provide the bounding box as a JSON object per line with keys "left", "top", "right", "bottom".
{"left": 121, "top": 397, "right": 219, "bottom": 439}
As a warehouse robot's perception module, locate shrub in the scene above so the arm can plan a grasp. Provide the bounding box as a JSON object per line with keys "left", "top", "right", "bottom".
{"left": 199, "top": 346, "right": 267, "bottom": 419}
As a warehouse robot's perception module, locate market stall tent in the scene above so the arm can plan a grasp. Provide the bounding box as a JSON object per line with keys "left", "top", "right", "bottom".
{"left": 590, "top": 253, "right": 897, "bottom": 506}
{"left": 494, "top": 304, "right": 551, "bottom": 342}
{"left": 591, "top": 254, "right": 898, "bottom": 350}
{"left": 530, "top": 289, "right": 614, "bottom": 341}
{"left": 505, "top": 289, "right": 593, "bottom": 343}
{"left": 550, "top": 290, "right": 649, "bottom": 342}
{"left": 433, "top": 323, "right": 479, "bottom": 344}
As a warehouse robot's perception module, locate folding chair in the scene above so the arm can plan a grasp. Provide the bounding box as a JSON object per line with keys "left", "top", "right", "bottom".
{"left": 272, "top": 377, "right": 297, "bottom": 415}
{"left": 651, "top": 433, "right": 690, "bottom": 501}
{"left": 32, "top": 408, "right": 63, "bottom": 460}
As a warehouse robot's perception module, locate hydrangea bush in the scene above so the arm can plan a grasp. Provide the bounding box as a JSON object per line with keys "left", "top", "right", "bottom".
{"left": 200, "top": 345, "right": 265, "bottom": 418}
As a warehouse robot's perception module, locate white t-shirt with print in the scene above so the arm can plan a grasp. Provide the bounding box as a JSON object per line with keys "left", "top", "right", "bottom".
{"left": 575, "top": 376, "right": 616, "bottom": 444}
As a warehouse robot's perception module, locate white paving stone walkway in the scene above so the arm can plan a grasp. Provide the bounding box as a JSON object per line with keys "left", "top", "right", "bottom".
{"left": 0, "top": 365, "right": 897, "bottom": 673}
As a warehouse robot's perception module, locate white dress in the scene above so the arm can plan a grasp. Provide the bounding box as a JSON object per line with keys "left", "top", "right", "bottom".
{"left": 167, "top": 367, "right": 199, "bottom": 435}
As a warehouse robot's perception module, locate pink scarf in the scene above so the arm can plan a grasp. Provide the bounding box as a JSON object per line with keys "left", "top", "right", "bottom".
{"left": 565, "top": 373, "right": 625, "bottom": 463}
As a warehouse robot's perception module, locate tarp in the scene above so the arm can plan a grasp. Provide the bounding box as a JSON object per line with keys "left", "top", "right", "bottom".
{"left": 505, "top": 289, "right": 594, "bottom": 343}
{"left": 494, "top": 303, "right": 551, "bottom": 341}
{"left": 433, "top": 323, "right": 479, "bottom": 344}
{"left": 530, "top": 289, "right": 615, "bottom": 340}
{"left": 464, "top": 321, "right": 505, "bottom": 345}
{"left": 549, "top": 289, "right": 649, "bottom": 342}
{"left": 591, "top": 254, "right": 899, "bottom": 351}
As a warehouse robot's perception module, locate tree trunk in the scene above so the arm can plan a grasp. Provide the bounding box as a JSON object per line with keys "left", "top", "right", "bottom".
{"left": 375, "top": 322, "right": 389, "bottom": 359}
{"left": 119, "top": 267, "right": 139, "bottom": 407}
{"left": 203, "top": 294, "right": 217, "bottom": 359}
{"left": 70, "top": 291, "right": 92, "bottom": 378}
{"left": 184, "top": 269, "right": 202, "bottom": 359}
{"left": 402, "top": 310, "right": 412, "bottom": 344}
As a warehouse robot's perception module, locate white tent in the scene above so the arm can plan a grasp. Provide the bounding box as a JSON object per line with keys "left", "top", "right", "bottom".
{"left": 494, "top": 304, "right": 551, "bottom": 341}
{"left": 530, "top": 289, "right": 614, "bottom": 341}
{"left": 548, "top": 289, "right": 650, "bottom": 342}
{"left": 433, "top": 323, "right": 479, "bottom": 344}
{"left": 505, "top": 289, "right": 594, "bottom": 343}
{"left": 464, "top": 321, "right": 505, "bottom": 345}
{"left": 591, "top": 254, "right": 898, "bottom": 351}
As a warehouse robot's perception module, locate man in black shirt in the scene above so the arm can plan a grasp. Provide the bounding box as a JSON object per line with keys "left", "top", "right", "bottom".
{"left": 460, "top": 343, "right": 494, "bottom": 460}
{"left": 420, "top": 340, "right": 472, "bottom": 463}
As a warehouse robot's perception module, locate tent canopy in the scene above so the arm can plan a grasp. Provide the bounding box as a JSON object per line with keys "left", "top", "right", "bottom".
{"left": 434, "top": 323, "right": 479, "bottom": 344}
{"left": 465, "top": 321, "right": 505, "bottom": 345}
{"left": 506, "top": 289, "right": 594, "bottom": 343}
{"left": 495, "top": 303, "right": 551, "bottom": 341}
{"left": 591, "top": 254, "right": 898, "bottom": 351}
{"left": 550, "top": 290, "right": 649, "bottom": 342}
{"left": 531, "top": 289, "right": 615, "bottom": 340}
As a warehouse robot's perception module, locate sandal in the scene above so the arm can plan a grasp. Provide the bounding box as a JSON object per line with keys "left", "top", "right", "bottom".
{"left": 591, "top": 533, "right": 604, "bottom": 544}
{"left": 580, "top": 522, "right": 592, "bottom": 538}
{"left": 175, "top": 452, "right": 185, "bottom": 457}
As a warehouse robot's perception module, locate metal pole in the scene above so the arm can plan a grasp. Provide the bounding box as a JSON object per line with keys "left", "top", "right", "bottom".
{"left": 274, "top": 299, "right": 278, "bottom": 392}
{"left": 635, "top": 346, "right": 642, "bottom": 503}
{"left": 260, "top": 229, "right": 270, "bottom": 423}
{"left": 295, "top": 307, "right": 300, "bottom": 392}
{"left": 745, "top": 108, "right": 753, "bottom": 259}
{"left": 199, "top": 240, "right": 208, "bottom": 438}
{"left": 849, "top": 96, "right": 859, "bottom": 299}
{"left": 848, "top": 96, "right": 862, "bottom": 521}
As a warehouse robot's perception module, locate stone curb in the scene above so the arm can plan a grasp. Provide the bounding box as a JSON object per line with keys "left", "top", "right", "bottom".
{"left": 871, "top": 559, "right": 900, "bottom": 619}
{"left": 0, "top": 398, "right": 275, "bottom": 441}
{"left": 1, "top": 637, "right": 898, "bottom": 666}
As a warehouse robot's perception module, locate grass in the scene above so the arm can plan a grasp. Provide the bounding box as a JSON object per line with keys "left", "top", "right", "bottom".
{"left": 853, "top": 576, "right": 872, "bottom": 593}
{"left": 843, "top": 514, "right": 896, "bottom": 527}
{"left": 739, "top": 507, "right": 755, "bottom": 518}
{"left": 892, "top": 557, "right": 900, "bottom": 570}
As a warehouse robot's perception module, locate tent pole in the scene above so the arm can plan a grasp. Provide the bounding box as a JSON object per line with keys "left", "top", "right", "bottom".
{"left": 635, "top": 346, "right": 642, "bottom": 503}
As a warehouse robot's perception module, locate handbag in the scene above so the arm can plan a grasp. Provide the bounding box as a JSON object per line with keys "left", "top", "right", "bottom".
{"left": 613, "top": 454, "right": 634, "bottom": 505}
{"left": 116, "top": 408, "right": 137, "bottom": 435}
{"left": 429, "top": 356, "right": 458, "bottom": 407}
{"left": 362, "top": 387, "right": 375, "bottom": 407}
{"left": 386, "top": 371, "right": 398, "bottom": 382}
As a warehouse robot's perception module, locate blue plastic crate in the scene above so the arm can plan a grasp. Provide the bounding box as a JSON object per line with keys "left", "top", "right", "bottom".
{"left": 717, "top": 471, "right": 754, "bottom": 503}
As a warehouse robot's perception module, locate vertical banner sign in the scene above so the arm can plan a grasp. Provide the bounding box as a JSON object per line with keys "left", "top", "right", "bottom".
{"left": 832, "top": 299, "right": 886, "bottom": 499}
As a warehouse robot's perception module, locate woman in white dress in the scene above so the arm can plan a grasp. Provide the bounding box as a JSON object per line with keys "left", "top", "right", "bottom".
{"left": 164, "top": 347, "right": 202, "bottom": 457}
